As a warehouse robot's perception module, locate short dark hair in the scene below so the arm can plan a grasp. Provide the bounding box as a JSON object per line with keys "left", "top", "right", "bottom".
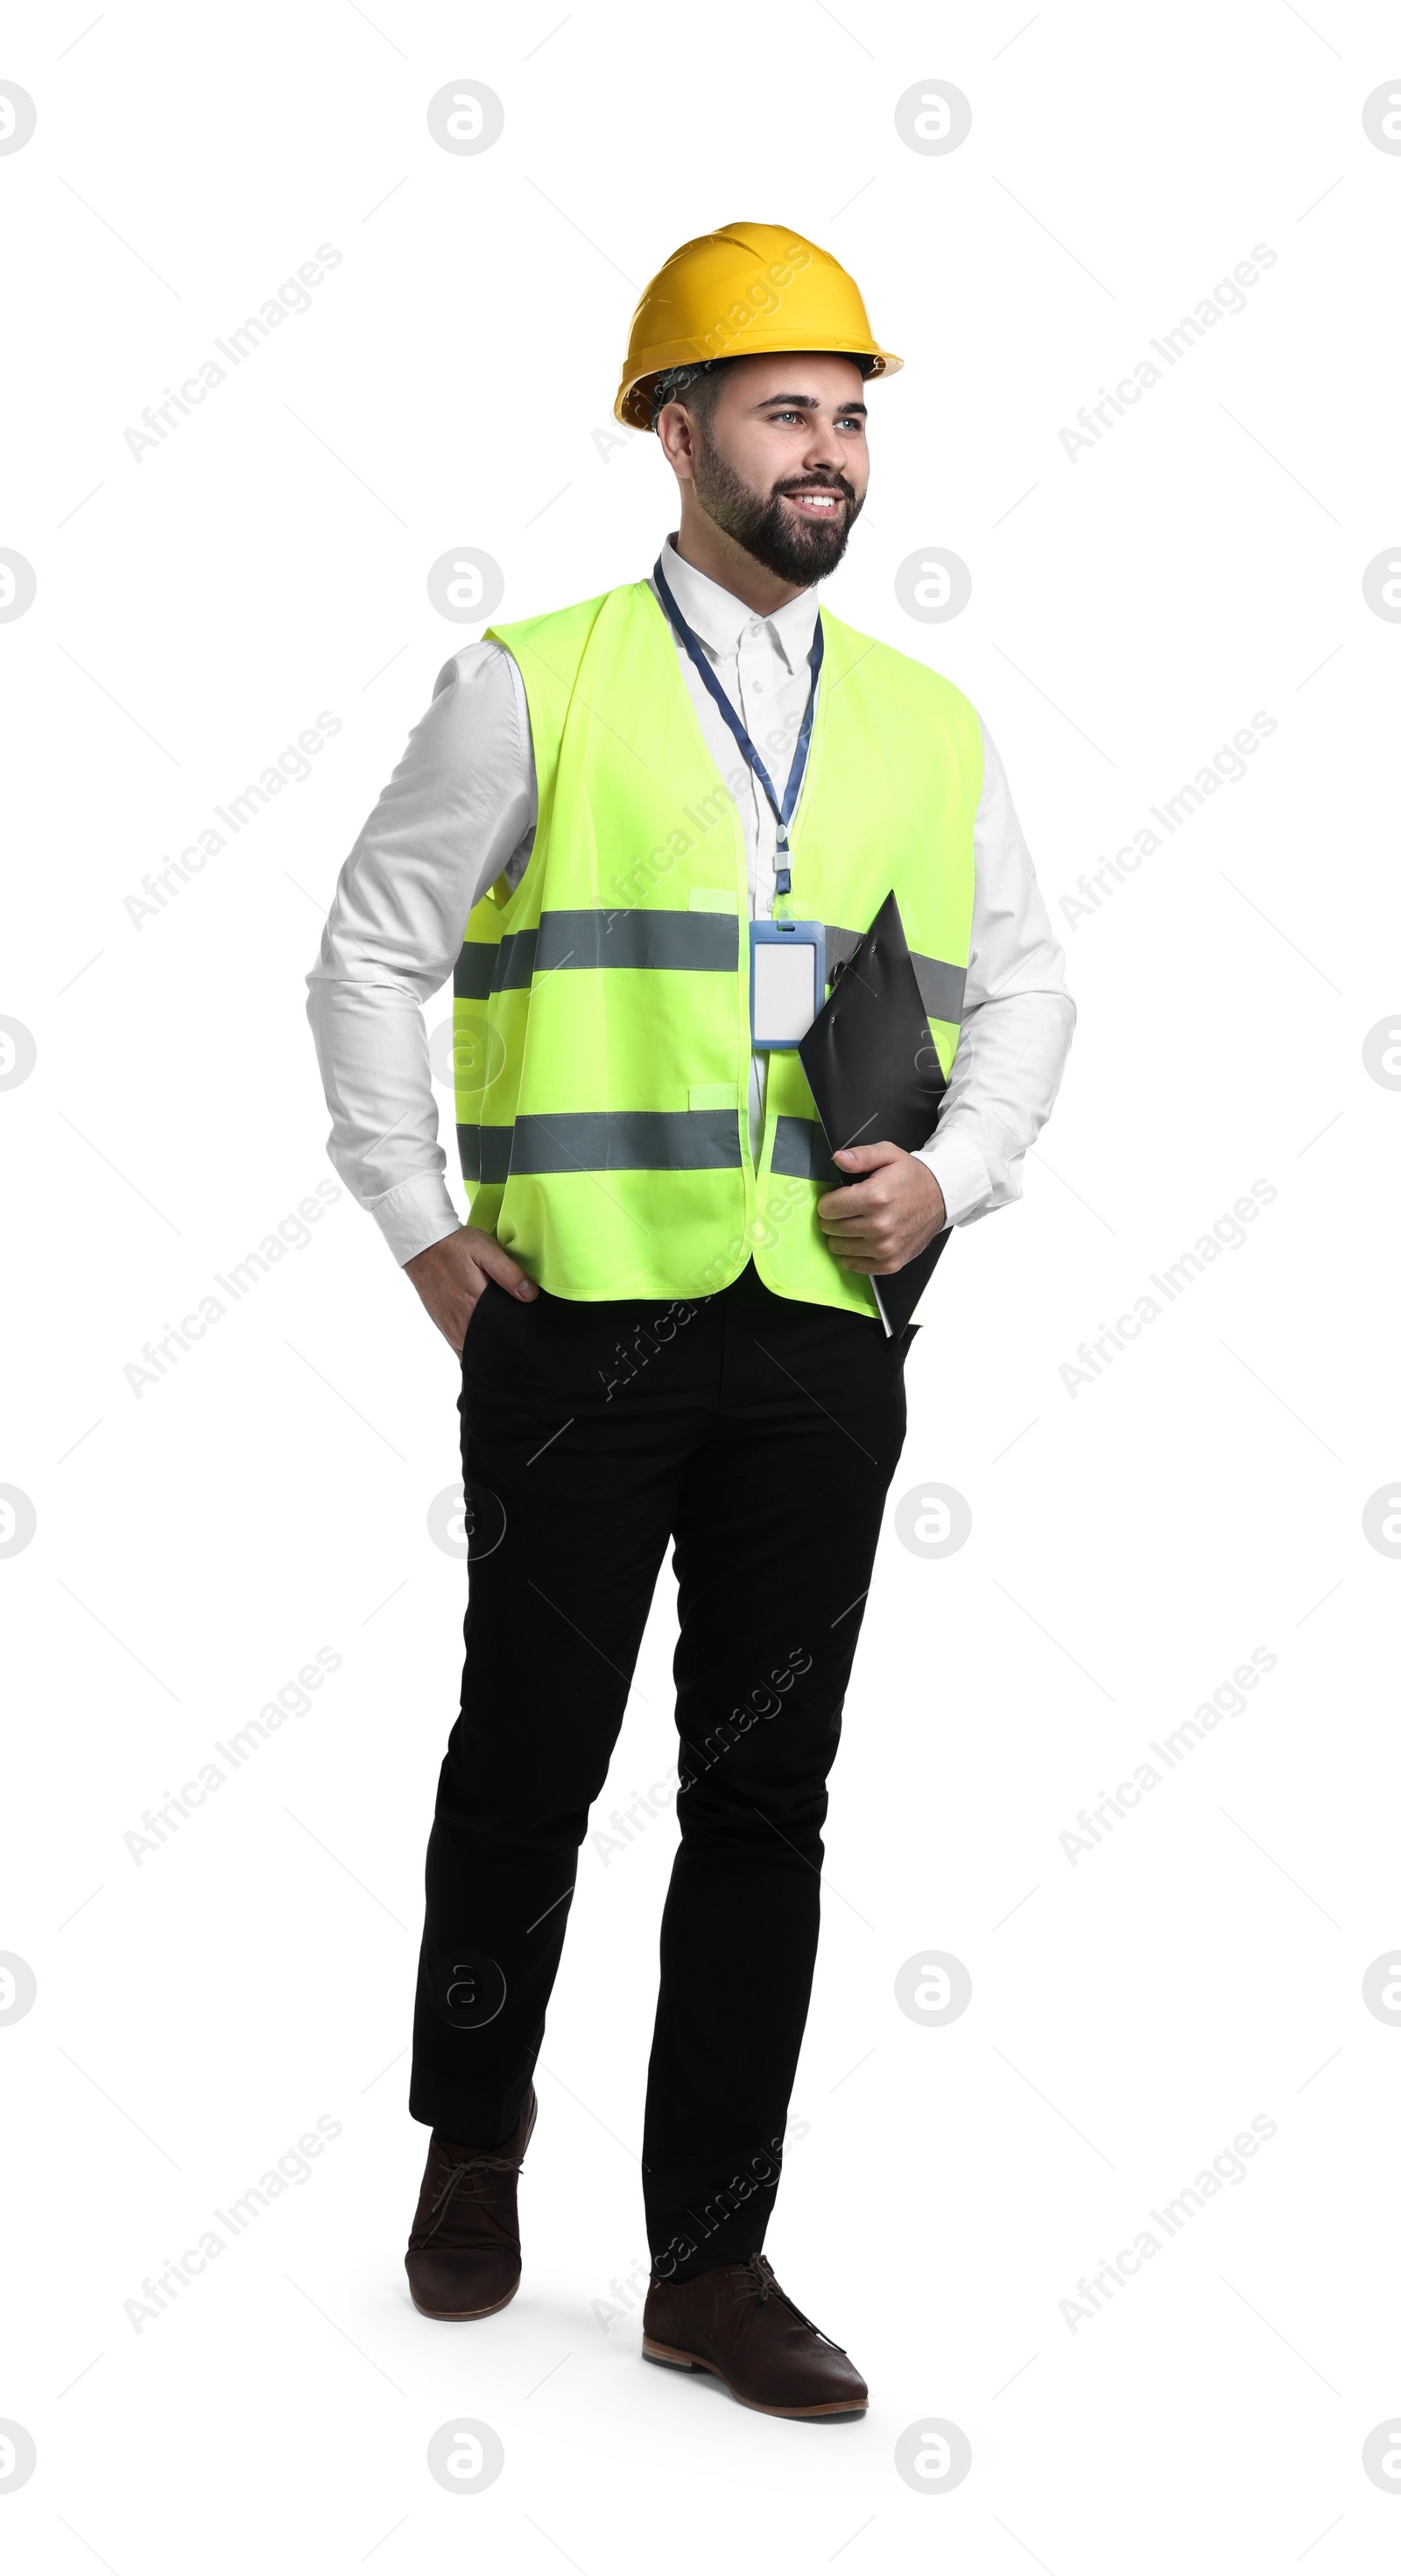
{"left": 649, "top": 350, "right": 876, "bottom": 433}
{"left": 648, "top": 358, "right": 733, "bottom": 432}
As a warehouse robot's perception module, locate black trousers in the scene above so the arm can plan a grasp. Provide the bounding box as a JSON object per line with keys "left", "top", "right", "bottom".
{"left": 410, "top": 1259, "right": 913, "bottom": 2281}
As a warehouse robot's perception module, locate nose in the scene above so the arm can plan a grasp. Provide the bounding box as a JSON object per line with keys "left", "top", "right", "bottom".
{"left": 800, "top": 426, "right": 850, "bottom": 476}
{"left": 792, "top": 422, "right": 862, "bottom": 492}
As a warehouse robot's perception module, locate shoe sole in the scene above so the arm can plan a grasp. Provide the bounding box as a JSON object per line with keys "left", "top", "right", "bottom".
{"left": 405, "top": 2087, "right": 539, "bottom": 2324}
{"left": 641, "top": 2335, "right": 867, "bottom": 2419}
{"left": 409, "top": 2276, "right": 520, "bottom": 2322}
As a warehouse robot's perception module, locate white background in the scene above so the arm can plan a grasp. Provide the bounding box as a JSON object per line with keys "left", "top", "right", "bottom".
{"left": 4, "top": 2, "right": 1400, "bottom": 2566}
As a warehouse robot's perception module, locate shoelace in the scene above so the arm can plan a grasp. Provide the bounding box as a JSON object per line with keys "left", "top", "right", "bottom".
{"left": 413, "top": 2145, "right": 526, "bottom": 2248}
{"left": 728, "top": 2251, "right": 845, "bottom": 2350}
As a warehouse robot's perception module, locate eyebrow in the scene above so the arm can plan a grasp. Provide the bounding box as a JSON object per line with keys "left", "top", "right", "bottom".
{"left": 750, "top": 393, "right": 869, "bottom": 417}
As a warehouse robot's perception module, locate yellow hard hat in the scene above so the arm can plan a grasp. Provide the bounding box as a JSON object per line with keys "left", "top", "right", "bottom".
{"left": 615, "top": 221, "right": 902, "bottom": 430}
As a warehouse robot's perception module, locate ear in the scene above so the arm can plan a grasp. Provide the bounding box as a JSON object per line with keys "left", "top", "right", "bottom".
{"left": 655, "top": 403, "right": 699, "bottom": 482}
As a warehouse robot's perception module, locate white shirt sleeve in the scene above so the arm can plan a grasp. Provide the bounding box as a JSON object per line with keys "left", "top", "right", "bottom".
{"left": 305, "top": 642, "right": 537, "bottom": 1267}
{"left": 913, "top": 719, "right": 1077, "bottom": 1226}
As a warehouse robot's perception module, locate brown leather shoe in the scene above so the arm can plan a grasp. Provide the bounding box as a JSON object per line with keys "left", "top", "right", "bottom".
{"left": 404, "top": 2086, "right": 537, "bottom": 2320}
{"left": 642, "top": 2252, "right": 868, "bottom": 2417}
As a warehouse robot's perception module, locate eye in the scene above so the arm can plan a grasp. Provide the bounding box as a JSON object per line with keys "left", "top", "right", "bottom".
{"left": 767, "top": 409, "right": 805, "bottom": 425}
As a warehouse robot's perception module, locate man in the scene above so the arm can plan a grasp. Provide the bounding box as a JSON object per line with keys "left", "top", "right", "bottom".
{"left": 307, "top": 222, "right": 1074, "bottom": 2420}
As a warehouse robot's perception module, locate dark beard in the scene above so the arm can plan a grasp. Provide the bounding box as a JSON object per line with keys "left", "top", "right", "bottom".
{"left": 691, "top": 430, "right": 862, "bottom": 586}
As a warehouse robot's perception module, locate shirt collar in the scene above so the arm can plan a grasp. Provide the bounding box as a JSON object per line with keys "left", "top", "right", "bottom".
{"left": 655, "top": 533, "right": 819, "bottom": 674}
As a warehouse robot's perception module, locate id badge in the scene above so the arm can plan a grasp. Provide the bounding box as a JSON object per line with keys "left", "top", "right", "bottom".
{"left": 750, "top": 920, "right": 826, "bottom": 1049}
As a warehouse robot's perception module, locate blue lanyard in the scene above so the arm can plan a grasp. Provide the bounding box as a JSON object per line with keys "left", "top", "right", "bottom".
{"left": 652, "top": 553, "right": 824, "bottom": 897}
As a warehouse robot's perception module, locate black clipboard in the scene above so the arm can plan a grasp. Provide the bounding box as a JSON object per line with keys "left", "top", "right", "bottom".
{"left": 798, "top": 890, "right": 953, "bottom": 1339}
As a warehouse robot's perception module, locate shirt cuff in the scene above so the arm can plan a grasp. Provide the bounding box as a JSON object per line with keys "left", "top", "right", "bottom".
{"left": 368, "top": 1171, "right": 465, "bottom": 1267}
{"left": 912, "top": 1132, "right": 993, "bottom": 1229}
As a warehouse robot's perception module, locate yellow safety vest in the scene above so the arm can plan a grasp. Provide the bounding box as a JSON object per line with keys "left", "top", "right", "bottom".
{"left": 454, "top": 580, "right": 982, "bottom": 1318}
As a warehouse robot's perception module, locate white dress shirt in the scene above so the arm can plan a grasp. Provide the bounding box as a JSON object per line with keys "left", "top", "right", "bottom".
{"left": 306, "top": 535, "right": 1076, "bottom": 1268}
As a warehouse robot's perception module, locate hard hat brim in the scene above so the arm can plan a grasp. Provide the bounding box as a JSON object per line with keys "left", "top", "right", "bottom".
{"left": 616, "top": 338, "right": 904, "bottom": 431}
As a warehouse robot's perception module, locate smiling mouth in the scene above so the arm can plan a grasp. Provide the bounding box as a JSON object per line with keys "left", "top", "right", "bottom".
{"left": 781, "top": 488, "right": 846, "bottom": 517}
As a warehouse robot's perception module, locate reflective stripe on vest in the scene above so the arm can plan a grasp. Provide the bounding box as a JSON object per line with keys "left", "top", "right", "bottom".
{"left": 454, "top": 909, "right": 739, "bottom": 995}
{"left": 452, "top": 580, "right": 982, "bottom": 1316}
{"left": 455, "top": 909, "right": 968, "bottom": 1020}
{"left": 770, "top": 1115, "right": 842, "bottom": 1183}
{"left": 458, "top": 1108, "right": 743, "bottom": 1182}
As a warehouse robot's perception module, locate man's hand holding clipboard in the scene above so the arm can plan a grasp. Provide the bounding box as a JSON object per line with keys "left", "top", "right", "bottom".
{"left": 798, "top": 890, "right": 954, "bottom": 1339}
